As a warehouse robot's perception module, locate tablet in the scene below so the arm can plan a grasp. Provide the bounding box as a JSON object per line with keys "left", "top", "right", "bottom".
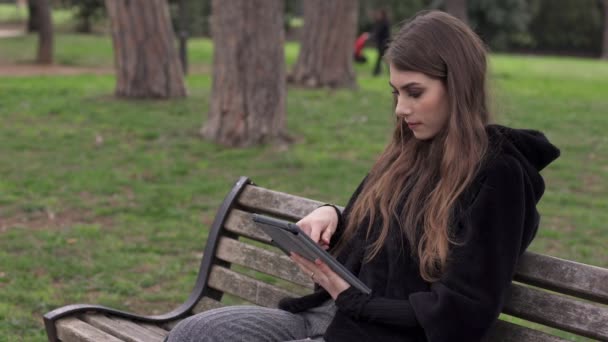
{"left": 252, "top": 214, "right": 371, "bottom": 295}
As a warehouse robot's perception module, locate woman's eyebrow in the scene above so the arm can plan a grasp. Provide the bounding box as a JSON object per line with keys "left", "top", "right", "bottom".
{"left": 388, "top": 82, "right": 423, "bottom": 90}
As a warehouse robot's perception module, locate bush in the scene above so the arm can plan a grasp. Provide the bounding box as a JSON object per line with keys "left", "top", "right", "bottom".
{"left": 469, "top": 0, "right": 536, "bottom": 51}
{"left": 358, "top": 0, "right": 429, "bottom": 34}
{"left": 59, "top": 0, "right": 105, "bottom": 33}
{"left": 168, "top": 0, "right": 211, "bottom": 37}
{"left": 527, "top": 0, "right": 603, "bottom": 56}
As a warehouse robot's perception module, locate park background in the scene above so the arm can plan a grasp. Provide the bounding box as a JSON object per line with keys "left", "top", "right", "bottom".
{"left": 0, "top": 0, "right": 607, "bottom": 341}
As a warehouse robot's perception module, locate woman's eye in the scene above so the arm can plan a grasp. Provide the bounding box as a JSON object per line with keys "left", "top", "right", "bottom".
{"left": 409, "top": 92, "right": 422, "bottom": 99}
{"left": 391, "top": 89, "right": 399, "bottom": 96}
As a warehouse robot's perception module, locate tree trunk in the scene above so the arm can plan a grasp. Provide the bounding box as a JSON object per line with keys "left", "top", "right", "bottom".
{"left": 104, "top": 0, "right": 187, "bottom": 98}
{"left": 445, "top": 0, "right": 468, "bottom": 26}
{"left": 290, "top": 0, "right": 358, "bottom": 88}
{"left": 602, "top": 0, "right": 608, "bottom": 59}
{"left": 27, "top": 0, "right": 39, "bottom": 32}
{"left": 202, "top": 0, "right": 287, "bottom": 147}
{"left": 36, "top": 0, "right": 53, "bottom": 64}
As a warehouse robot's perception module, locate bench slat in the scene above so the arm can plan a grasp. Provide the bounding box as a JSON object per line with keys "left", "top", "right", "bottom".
{"left": 225, "top": 209, "right": 273, "bottom": 243}
{"left": 208, "top": 266, "right": 297, "bottom": 308}
{"left": 192, "top": 296, "right": 225, "bottom": 314}
{"left": 56, "top": 317, "right": 124, "bottom": 342}
{"left": 138, "top": 323, "right": 168, "bottom": 338}
{"left": 515, "top": 252, "right": 608, "bottom": 304}
{"left": 82, "top": 314, "right": 164, "bottom": 342}
{"left": 216, "top": 237, "right": 314, "bottom": 289}
{"left": 163, "top": 320, "right": 179, "bottom": 330}
{"left": 484, "top": 320, "right": 571, "bottom": 342}
{"left": 504, "top": 283, "right": 608, "bottom": 340}
{"left": 237, "top": 186, "right": 325, "bottom": 220}
{"left": 107, "top": 316, "right": 167, "bottom": 339}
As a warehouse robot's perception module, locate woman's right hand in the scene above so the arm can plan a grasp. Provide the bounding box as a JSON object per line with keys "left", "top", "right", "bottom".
{"left": 297, "top": 206, "right": 340, "bottom": 250}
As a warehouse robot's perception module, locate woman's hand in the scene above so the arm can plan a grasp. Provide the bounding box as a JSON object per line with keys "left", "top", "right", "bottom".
{"left": 297, "top": 206, "right": 339, "bottom": 249}
{"left": 291, "top": 252, "right": 350, "bottom": 300}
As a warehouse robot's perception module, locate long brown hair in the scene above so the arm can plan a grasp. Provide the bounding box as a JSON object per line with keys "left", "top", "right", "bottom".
{"left": 336, "top": 11, "right": 491, "bottom": 282}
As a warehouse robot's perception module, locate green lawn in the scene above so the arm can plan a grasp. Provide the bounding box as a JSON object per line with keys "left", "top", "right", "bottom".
{"left": 1, "top": 32, "right": 607, "bottom": 341}
{"left": 0, "top": 32, "right": 301, "bottom": 68}
{"left": 0, "top": 3, "right": 25, "bottom": 23}
{"left": 0, "top": 4, "right": 75, "bottom": 28}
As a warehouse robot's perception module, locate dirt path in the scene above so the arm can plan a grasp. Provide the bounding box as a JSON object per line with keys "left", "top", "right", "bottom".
{"left": 0, "top": 23, "right": 25, "bottom": 38}
{"left": 0, "top": 22, "right": 207, "bottom": 77}
{"left": 0, "top": 25, "right": 112, "bottom": 76}
{"left": 0, "top": 27, "right": 23, "bottom": 38}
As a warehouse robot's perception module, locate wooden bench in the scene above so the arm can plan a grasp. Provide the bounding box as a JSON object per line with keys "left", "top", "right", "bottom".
{"left": 43, "top": 176, "right": 608, "bottom": 341}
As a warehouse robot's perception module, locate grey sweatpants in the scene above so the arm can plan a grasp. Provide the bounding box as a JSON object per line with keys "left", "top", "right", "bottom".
{"left": 166, "top": 300, "right": 336, "bottom": 342}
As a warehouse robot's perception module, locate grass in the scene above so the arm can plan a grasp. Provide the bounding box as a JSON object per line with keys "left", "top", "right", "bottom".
{"left": 0, "top": 32, "right": 303, "bottom": 67}
{"left": 0, "top": 4, "right": 75, "bottom": 28}
{"left": 0, "top": 3, "right": 25, "bottom": 23}
{"left": 0, "top": 33, "right": 114, "bottom": 65}
{"left": 1, "top": 31, "right": 607, "bottom": 341}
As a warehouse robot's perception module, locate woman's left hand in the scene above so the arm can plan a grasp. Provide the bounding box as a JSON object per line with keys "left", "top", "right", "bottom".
{"left": 291, "top": 253, "right": 350, "bottom": 300}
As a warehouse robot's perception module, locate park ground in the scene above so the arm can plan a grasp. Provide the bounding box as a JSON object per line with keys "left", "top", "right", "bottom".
{"left": 1, "top": 5, "right": 607, "bottom": 341}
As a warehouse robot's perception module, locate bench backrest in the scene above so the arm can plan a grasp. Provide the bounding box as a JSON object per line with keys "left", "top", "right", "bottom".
{"left": 177, "top": 177, "right": 608, "bottom": 342}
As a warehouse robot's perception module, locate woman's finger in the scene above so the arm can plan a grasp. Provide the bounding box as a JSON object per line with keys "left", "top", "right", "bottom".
{"left": 297, "top": 221, "right": 312, "bottom": 238}
{"left": 315, "top": 259, "right": 334, "bottom": 277}
{"left": 309, "top": 222, "right": 323, "bottom": 243}
{"left": 290, "top": 253, "right": 316, "bottom": 275}
{"left": 291, "top": 253, "right": 315, "bottom": 268}
{"left": 320, "top": 225, "right": 334, "bottom": 246}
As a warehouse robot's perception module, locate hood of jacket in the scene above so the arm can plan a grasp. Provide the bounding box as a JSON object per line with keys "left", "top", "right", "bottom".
{"left": 486, "top": 124, "right": 560, "bottom": 202}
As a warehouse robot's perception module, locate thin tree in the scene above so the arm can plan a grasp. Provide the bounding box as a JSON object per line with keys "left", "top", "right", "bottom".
{"left": 27, "top": 0, "right": 39, "bottom": 32}
{"left": 602, "top": 0, "right": 608, "bottom": 59}
{"left": 289, "top": 0, "right": 358, "bottom": 88}
{"left": 35, "top": 0, "right": 53, "bottom": 64}
{"left": 201, "top": 0, "right": 288, "bottom": 147}
{"left": 445, "top": 0, "right": 468, "bottom": 27}
{"left": 104, "top": 0, "right": 186, "bottom": 98}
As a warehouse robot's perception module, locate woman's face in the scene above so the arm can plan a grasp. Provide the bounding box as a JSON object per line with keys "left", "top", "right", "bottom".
{"left": 389, "top": 64, "right": 449, "bottom": 141}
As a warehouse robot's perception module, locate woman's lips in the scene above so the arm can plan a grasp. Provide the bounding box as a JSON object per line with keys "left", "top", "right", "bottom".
{"left": 407, "top": 122, "right": 421, "bottom": 129}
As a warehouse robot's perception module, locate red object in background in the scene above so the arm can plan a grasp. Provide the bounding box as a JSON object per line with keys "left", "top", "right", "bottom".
{"left": 354, "top": 32, "right": 369, "bottom": 61}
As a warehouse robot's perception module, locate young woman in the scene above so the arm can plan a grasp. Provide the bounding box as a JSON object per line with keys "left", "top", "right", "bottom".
{"left": 167, "top": 10, "right": 560, "bottom": 342}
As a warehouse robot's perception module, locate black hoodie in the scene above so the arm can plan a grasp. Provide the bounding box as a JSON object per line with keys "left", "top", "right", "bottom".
{"left": 278, "top": 125, "right": 561, "bottom": 342}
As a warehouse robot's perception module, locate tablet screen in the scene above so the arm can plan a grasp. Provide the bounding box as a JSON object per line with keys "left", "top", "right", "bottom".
{"left": 252, "top": 214, "right": 372, "bottom": 294}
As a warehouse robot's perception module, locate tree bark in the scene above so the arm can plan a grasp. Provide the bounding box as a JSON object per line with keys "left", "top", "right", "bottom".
{"left": 602, "top": 0, "right": 608, "bottom": 59}
{"left": 445, "top": 0, "right": 468, "bottom": 27}
{"left": 36, "top": 0, "right": 53, "bottom": 64}
{"left": 290, "top": 0, "right": 358, "bottom": 88}
{"left": 104, "top": 0, "right": 187, "bottom": 98}
{"left": 202, "top": 0, "right": 287, "bottom": 147}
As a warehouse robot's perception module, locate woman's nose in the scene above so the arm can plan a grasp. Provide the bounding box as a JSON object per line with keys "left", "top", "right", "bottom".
{"left": 395, "top": 98, "right": 412, "bottom": 118}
